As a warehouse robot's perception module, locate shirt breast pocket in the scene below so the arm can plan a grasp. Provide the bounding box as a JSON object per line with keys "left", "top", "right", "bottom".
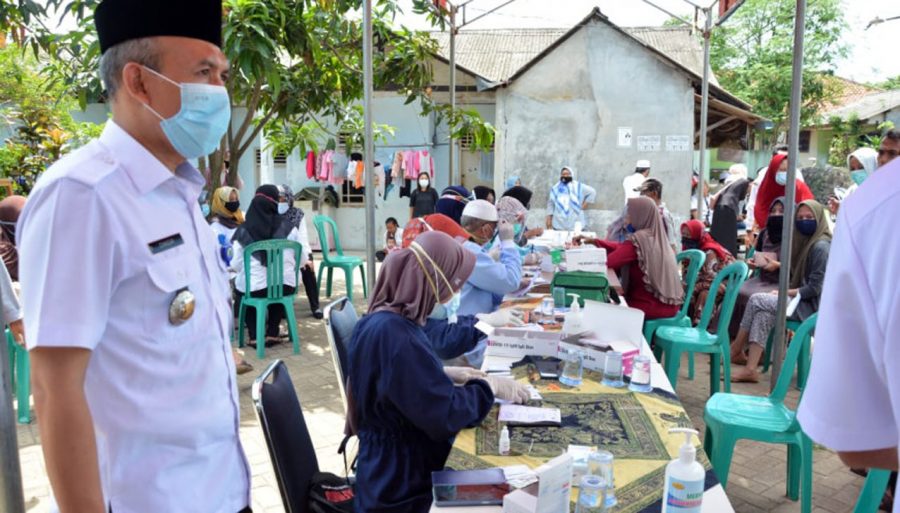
{"left": 143, "top": 253, "right": 203, "bottom": 339}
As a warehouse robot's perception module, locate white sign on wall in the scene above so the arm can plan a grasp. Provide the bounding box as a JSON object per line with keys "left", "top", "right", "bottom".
{"left": 617, "top": 127, "right": 633, "bottom": 147}
{"left": 666, "top": 135, "right": 692, "bottom": 152}
{"left": 636, "top": 135, "right": 661, "bottom": 152}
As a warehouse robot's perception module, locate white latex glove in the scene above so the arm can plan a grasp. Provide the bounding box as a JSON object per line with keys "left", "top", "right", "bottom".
{"left": 523, "top": 252, "right": 541, "bottom": 266}
{"left": 444, "top": 366, "right": 488, "bottom": 385}
{"left": 476, "top": 308, "right": 525, "bottom": 327}
{"left": 484, "top": 375, "right": 531, "bottom": 404}
{"left": 498, "top": 219, "right": 515, "bottom": 241}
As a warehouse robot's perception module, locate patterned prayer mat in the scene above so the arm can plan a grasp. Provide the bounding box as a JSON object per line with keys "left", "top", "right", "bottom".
{"left": 445, "top": 365, "right": 718, "bottom": 512}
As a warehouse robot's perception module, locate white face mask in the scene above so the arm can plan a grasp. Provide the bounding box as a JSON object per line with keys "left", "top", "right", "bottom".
{"left": 277, "top": 202, "right": 289, "bottom": 215}
{"left": 775, "top": 171, "right": 787, "bottom": 186}
{"left": 419, "top": 178, "right": 430, "bottom": 188}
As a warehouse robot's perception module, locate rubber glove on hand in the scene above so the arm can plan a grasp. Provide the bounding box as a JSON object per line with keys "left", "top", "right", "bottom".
{"left": 484, "top": 375, "right": 531, "bottom": 404}
{"left": 498, "top": 219, "right": 515, "bottom": 241}
{"left": 444, "top": 366, "right": 488, "bottom": 385}
{"left": 523, "top": 252, "right": 541, "bottom": 266}
{"left": 476, "top": 308, "right": 525, "bottom": 327}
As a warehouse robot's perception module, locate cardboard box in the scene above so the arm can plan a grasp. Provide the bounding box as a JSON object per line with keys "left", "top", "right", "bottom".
{"left": 486, "top": 328, "right": 561, "bottom": 359}
{"left": 565, "top": 247, "right": 607, "bottom": 274}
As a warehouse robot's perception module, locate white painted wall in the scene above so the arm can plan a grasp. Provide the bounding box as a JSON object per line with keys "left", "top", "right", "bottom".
{"left": 494, "top": 21, "right": 695, "bottom": 234}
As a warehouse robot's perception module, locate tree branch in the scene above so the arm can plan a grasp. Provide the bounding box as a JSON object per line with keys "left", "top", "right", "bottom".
{"left": 236, "top": 94, "right": 288, "bottom": 159}
{"left": 230, "top": 79, "right": 264, "bottom": 152}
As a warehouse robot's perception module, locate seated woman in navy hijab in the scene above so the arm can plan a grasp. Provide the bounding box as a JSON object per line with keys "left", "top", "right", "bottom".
{"left": 349, "top": 231, "right": 530, "bottom": 512}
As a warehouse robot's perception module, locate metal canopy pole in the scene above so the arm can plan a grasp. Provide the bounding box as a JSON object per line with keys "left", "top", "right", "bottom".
{"left": 363, "top": 0, "right": 376, "bottom": 293}
{"left": 770, "top": 0, "right": 806, "bottom": 391}
{"left": 696, "top": 7, "right": 712, "bottom": 225}
{"left": 0, "top": 341, "right": 25, "bottom": 513}
{"left": 448, "top": 5, "right": 457, "bottom": 185}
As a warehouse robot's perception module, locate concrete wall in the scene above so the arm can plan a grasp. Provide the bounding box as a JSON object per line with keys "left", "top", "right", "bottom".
{"left": 494, "top": 21, "right": 695, "bottom": 233}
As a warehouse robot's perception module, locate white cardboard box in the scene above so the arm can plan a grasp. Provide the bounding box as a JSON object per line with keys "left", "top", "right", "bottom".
{"left": 486, "top": 329, "right": 561, "bottom": 359}
{"left": 565, "top": 247, "right": 607, "bottom": 274}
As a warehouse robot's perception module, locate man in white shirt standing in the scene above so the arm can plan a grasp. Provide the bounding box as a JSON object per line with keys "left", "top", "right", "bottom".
{"left": 798, "top": 156, "right": 900, "bottom": 505}
{"left": 623, "top": 159, "right": 650, "bottom": 202}
{"left": 17, "top": 1, "right": 251, "bottom": 511}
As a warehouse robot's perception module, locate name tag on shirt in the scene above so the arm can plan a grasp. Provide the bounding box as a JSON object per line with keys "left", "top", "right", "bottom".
{"left": 148, "top": 233, "right": 185, "bottom": 254}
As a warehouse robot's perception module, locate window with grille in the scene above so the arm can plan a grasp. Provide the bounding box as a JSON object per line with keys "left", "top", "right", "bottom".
{"left": 458, "top": 133, "right": 493, "bottom": 152}
{"left": 254, "top": 149, "right": 288, "bottom": 164}
{"left": 341, "top": 180, "right": 365, "bottom": 205}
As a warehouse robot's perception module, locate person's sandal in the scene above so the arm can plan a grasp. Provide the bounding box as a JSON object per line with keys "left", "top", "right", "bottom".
{"left": 236, "top": 359, "right": 254, "bottom": 375}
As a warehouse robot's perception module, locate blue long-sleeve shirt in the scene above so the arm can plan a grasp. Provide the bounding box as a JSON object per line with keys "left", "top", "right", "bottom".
{"left": 423, "top": 315, "right": 484, "bottom": 360}
{"left": 458, "top": 239, "right": 522, "bottom": 316}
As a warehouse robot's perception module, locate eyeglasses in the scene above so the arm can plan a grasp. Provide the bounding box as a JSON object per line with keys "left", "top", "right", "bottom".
{"left": 878, "top": 149, "right": 900, "bottom": 158}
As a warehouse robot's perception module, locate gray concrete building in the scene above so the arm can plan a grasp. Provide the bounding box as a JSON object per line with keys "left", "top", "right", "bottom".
{"left": 432, "top": 7, "right": 762, "bottom": 232}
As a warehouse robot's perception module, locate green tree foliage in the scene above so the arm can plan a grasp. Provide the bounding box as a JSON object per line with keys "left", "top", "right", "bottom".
{"left": 3, "top": 0, "right": 495, "bottom": 191}
{"left": 0, "top": 44, "right": 103, "bottom": 193}
{"left": 873, "top": 75, "right": 900, "bottom": 90}
{"left": 827, "top": 115, "right": 894, "bottom": 167}
{"left": 710, "top": 0, "right": 847, "bottom": 145}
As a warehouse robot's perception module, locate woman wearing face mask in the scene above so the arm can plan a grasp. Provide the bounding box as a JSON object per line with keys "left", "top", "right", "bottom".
{"left": 230, "top": 185, "right": 306, "bottom": 347}
{"left": 409, "top": 171, "right": 438, "bottom": 219}
{"left": 828, "top": 147, "right": 879, "bottom": 217}
{"left": 730, "top": 200, "right": 831, "bottom": 382}
{"left": 753, "top": 153, "right": 813, "bottom": 231}
{"left": 729, "top": 197, "right": 785, "bottom": 338}
{"left": 208, "top": 186, "right": 244, "bottom": 241}
{"left": 575, "top": 197, "right": 683, "bottom": 320}
{"left": 206, "top": 186, "right": 253, "bottom": 374}
{"left": 348, "top": 231, "right": 529, "bottom": 512}
{"left": 680, "top": 220, "right": 735, "bottom": 324}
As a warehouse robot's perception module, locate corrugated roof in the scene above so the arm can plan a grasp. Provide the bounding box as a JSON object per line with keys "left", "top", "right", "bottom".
{"left": 825, "top": 89, "right": 900, "bottom": 123}
{"left": 432, "top": 25, "right": 718, "bottom": 86}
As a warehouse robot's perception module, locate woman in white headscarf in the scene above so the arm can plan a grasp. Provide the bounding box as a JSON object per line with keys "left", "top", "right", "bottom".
{"left": 828, "top": 147, "right": 879, "bottom": 216}
{"left": 545, "top": 166, "right": 596, "bottom": 231}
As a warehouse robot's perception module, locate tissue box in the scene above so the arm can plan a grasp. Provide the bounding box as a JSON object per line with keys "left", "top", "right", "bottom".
{"left": 565, "top": 247, "right": 606, "bottom": 274}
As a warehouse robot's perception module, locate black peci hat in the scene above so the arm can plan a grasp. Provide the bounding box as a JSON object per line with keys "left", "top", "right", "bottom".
{"left": 95, "top": 0, "right": 223, "bottom": 54}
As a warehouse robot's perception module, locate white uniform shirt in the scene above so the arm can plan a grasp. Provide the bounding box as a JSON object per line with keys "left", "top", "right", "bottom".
{"left": 797, "top": 157, "right": 900, "bottom": 509}
{"left": 623, "top": 173, "right": 646, "bottom": 202}
{"left": 232, "top": 224, "right": 307, "bottom": 292}
{"left": 18, "top": 121, "right": 250, "bottom": 513}
{"left": 210, "top": 218, "right": 238, "bottom": 242}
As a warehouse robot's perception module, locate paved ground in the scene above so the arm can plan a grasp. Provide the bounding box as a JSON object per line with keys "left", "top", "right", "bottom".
{"left": 13, "top": 258, "right": 869, "bottom": 513}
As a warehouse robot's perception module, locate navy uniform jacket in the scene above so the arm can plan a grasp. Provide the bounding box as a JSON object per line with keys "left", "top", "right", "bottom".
{"left": 349, "top": 311, "right": 493, "bottom": 512}
{"left": 422, "top": 315, "right": 485, "bottom": 360}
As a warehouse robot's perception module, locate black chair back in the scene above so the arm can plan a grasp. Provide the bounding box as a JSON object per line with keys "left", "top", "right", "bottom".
{"left": 252, "top": 360, "right": 319, "bottom": 513}
{"left": 323, "top": 297, "right": 359, "bottom": 410}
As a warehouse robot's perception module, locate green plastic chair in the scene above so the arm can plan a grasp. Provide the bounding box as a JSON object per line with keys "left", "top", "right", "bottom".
{"left": 643, "top": 249, "right": 706, "bottom": 380}
{"left": 6, "top": 329, "right": 30, "bottom": 424}
{"left": 313, "top": 215, "right": 367, "bottom": 302}
{"left": 653, "top": 261, "right": 748, "bottom": 395}
{"left": 703, "top": 313, "right": 818, "bottom": 513}
{"left": 853, "top": 469, "right": 891, "bottom": 513}
{"left": 762, "top": 319, "right": 810, "bottom": 390}
{"left": 237, "top": 239, "right": 303, "bottom": 359}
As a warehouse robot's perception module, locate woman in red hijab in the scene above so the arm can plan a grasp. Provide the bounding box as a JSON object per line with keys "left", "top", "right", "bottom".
{"left": 681, "top": 220, "right": 735, "bottom": 323}
{"left": 753, "top": 153, "right": 814, "bottom": 230}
